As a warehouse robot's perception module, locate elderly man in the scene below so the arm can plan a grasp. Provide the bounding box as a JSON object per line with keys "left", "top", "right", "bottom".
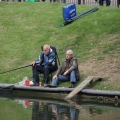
{"left": 50, "top": 49, "right": 80, "bottom": 88}
{"left": 31, "top": 44, "right": 58, "bottom": 86}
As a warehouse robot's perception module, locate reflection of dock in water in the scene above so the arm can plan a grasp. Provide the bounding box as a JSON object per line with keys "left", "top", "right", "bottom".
{"left": 0, "top": 93, "right": 120, "bottom": 109}
{"left": 0, "top": 84, "right": 120, "bottom": 108}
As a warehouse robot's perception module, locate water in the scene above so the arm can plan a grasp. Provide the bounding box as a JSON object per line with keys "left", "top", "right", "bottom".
{"left": 0, "top": 95, "right": 120, "bottom": 120}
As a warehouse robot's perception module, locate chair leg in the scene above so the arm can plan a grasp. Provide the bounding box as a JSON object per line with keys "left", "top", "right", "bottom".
{"left": 49, "top": 73, "right": 52, "bottom": 84}
{"left": 39, "top": 72, "right": 53, "bottom": 84}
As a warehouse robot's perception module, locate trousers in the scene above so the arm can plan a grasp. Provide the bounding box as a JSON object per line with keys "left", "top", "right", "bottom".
{"left": 32, "top": 65, "right": 57, "bottom": 84}
{"left": 99, "top": 0, "right": 111, "bottom": 6}
{"left": 51, "top": 70, "right": 77, "bottom": 85}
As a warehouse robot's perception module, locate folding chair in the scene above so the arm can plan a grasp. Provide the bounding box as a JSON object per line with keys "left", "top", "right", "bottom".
{"left": 39, "top": 45, "right": 60, "bottom": 83}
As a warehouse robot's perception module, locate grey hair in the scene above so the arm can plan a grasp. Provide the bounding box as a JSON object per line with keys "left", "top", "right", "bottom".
{"left": 66, "top": 49, "right": 73, "bottom": 55}
{"left": 43, "top": 44, "right": 50, "bottom": 49}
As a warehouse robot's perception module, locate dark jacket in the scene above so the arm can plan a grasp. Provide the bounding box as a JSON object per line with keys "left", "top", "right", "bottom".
{"left": 35, "top": 48, "right": 57, "bottom": 67}
{"left": 56, "top": 58, "right": 80, "bottom": 80}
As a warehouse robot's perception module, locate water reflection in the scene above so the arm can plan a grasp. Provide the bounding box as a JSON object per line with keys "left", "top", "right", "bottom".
{"left": 0, "top": 95, "right": 120, "bottom": 120}
{"left": 31, "top": 101, "right": 79, "bottom": 120}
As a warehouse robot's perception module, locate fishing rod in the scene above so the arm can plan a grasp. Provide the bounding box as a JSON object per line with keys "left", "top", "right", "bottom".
{"left": 0, "top": 64, "right": 32, "bottom": 74}
{"left": 0, "top": 56, "right": 56, "bottom": 74}
{"left": 0, "top": 49, "right": 59, "bottom": 75}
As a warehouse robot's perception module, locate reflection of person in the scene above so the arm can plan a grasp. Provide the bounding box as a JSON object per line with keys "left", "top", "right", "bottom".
{"left": 32, "top": 102, "right": 51, "bottom": 120}
{"left": 32, "top": 102, "right": 39, "bottom": 120}
{"left": 51, "top": 49, "right": 80, "bottom": 88}
{"left": 51, "top": 104, "right": 79, "bottom": 120}
{"left": 31, "top": 44, "right": 58, "bottom": 86}
{"left": 31, "top": 101, "right": 79, "bottom": 120}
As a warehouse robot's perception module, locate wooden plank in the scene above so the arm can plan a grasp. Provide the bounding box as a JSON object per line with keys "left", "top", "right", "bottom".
{"left": 65, "top": 76, "right": 102, "bottom": 100}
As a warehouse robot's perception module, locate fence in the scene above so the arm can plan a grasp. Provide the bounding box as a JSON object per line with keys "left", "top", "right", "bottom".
{"left": 6, "top": 0, "right": 120, "bottom": 8}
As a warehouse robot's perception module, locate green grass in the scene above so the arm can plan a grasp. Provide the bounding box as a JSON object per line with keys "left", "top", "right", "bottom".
{"left": 0, "top": 2, "right": 120, "bottom": 90}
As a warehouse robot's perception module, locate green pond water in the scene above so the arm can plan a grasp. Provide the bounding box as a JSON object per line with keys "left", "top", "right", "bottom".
{"left": 0, "top": 95, "right": 120, "bottom": 120}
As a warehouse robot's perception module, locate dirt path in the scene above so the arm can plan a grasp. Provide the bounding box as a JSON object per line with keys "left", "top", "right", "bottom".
{"left": 79, "top": 56, "right": 120, "bottom": 90}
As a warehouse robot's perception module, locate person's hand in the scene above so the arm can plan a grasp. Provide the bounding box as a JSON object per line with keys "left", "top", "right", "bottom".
{"left": 31, "top": 61, "right": 36, "bottom": 66}
{"left": 63, "top": 70, "right": 68, "bottom": 76}
{"left": 52, "top": 75, "right": 57, "bottom": 80}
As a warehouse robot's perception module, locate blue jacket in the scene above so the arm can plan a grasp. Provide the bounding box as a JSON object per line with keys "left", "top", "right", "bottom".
{"left": 35, "top": 48, "right": 57, "bottom": 67}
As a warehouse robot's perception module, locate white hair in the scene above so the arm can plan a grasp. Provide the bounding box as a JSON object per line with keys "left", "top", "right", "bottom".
{"left": 43, "top": 44, "right": 50, "bottom": 49}
{"left": 66, "top": 49, "right": 73, "bottom": 55}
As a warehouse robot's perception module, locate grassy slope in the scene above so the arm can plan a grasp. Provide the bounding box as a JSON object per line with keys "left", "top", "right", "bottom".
{"left": 0, "top": 2, "right": 120, "bottom": 90}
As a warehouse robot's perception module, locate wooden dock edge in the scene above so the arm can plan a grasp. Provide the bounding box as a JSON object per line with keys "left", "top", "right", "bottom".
{"left": 64, "top": 76, "right": 102, "bottom": 100}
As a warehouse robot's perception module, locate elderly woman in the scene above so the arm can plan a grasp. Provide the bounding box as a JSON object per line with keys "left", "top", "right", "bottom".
{"left": 50, "top": 49, "right": 80, "bottom": 88}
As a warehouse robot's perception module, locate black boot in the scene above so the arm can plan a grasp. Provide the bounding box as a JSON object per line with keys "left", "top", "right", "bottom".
{"left": 69, "top": 83, "right": 74, "bottom": 88}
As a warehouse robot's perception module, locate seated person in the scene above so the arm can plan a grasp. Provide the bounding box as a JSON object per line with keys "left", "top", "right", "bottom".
{"left": 50, "top": 49, "right": 80, "bottom": 88}
{"left": 31, "top": 44, "right": 58, "bottom": 86}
